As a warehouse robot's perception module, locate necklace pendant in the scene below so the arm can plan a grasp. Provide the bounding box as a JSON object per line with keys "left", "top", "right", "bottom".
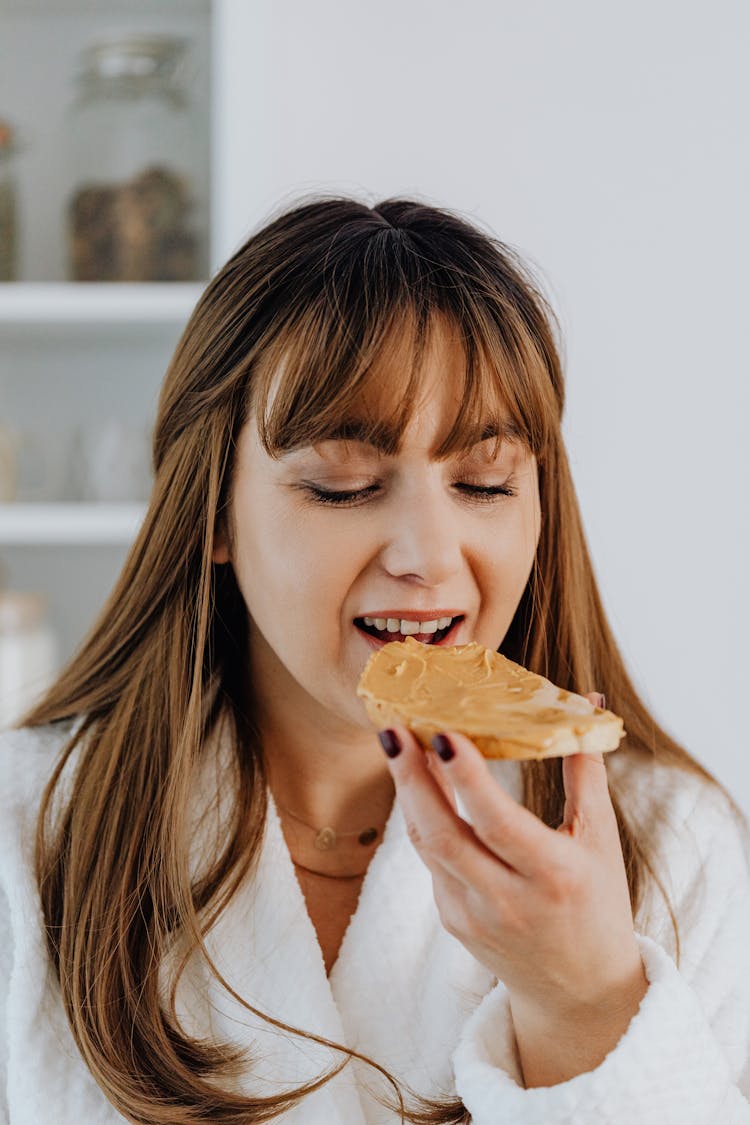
{"left": 314, "top": 826, "right": 337, "bottom": 851}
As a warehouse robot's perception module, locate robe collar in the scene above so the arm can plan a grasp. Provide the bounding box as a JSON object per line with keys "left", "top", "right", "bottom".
{"left": 168, "top": 720, "right": 523, "bottom": 1122}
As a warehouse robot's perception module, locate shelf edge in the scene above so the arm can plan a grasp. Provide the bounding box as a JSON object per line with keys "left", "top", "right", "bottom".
{"left": 0, "top": 503, "right": 147, "bottom": 545}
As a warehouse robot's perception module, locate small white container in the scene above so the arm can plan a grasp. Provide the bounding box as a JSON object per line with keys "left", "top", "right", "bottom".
{"left": 0, "top": 592, "right": 58, "bottom": 729}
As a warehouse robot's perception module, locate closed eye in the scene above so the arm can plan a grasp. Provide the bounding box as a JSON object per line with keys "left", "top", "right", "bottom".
{"left": 300, "top": 481, "right": 517, "bottom": 506}
{"left": 454, "top": 483, "right": 516, "bottom": 502}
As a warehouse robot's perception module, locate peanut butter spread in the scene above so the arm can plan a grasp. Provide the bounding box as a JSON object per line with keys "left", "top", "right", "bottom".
{"left": 356, "top": 636, "right": 625, "bottom": 760}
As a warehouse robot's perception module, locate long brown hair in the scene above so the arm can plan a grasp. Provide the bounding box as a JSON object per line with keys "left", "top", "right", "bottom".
{"left": 18, "top": 195, "right": 735, "bottom": 1124}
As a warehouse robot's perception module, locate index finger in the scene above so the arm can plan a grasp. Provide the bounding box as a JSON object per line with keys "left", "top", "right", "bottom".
{"left": 383, "top": 724, "right": 515, "bottom": 885}
{"left": 434, "top": 730, "right": 567, "bottom": 877}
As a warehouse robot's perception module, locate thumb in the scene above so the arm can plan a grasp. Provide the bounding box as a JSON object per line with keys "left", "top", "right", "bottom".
{"left": 559, "top": 692, "right": 613, "bottom": 838}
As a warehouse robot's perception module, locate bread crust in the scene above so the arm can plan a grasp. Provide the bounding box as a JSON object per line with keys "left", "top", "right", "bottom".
{"left": 356, "top": 637, "right": 625, "bottom": 760}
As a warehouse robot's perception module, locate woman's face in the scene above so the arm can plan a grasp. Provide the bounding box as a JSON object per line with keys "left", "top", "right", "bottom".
{"left": 214, "top": 319, "right": 542, "bottom": 737}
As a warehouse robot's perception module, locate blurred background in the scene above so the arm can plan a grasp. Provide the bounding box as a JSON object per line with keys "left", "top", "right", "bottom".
{"left": 0, "top": 0, "right": 748, "bottom": 812}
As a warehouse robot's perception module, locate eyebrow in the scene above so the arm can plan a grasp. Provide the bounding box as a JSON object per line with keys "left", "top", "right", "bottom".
{"left": 313, "top": 417, "right": 522, "bottom": 456}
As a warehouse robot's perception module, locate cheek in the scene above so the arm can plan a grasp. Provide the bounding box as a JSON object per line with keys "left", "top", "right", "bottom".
{"left": 485, "top": 542, "right": 534, "bottom": 598}
{"left": 511, "top": 477, "right": 542, "bottom": 574}
{"left": 489, "top": 499, "right": 539, "bottom": 567}
{"left": 232, "top": 496, "right": 360, "bottom": 624}
{"left": 230, "top": 490, "right": 294, "bottom": 606}
{"left": 521, "top": 500, "right": 542, "bottom": 571}
{"left": 475, "top": 500, "right": 540, "bottom": 618}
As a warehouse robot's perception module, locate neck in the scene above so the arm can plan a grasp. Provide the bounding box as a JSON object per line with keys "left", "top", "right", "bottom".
{"left": 247, "top": 628, "right": 396, "bottom": 875}
{"left": 265, "top": 746, "right": 396, "bottom": 838}
{"left": 251, "top": 646, "right": 395, "bottom": 834}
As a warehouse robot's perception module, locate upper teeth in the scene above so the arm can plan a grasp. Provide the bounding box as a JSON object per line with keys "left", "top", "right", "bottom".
{"left": 362, "top": 615, "right": 454, "bottom": 633}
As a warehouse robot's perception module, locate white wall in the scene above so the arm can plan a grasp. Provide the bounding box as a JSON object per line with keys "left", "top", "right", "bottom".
{"left": 214, "top": 0, "right": 750, "bottom": 812}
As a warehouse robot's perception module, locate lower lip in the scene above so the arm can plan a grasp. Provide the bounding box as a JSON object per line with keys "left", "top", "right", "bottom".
{"left": 354, "top": 618, "right": 463, "bottom": 650}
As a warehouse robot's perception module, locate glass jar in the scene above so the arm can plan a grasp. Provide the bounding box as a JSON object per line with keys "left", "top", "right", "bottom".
{"left": 65, "top": 35, "right": 205, "bottom": 282}
{"left": 0, "top": 592, "right": 58, "bottom": 729}
{"left": 0, "top": 423, "right": 21, "bottom": 500}
{"left": 0, "top": 119, "right": 18, "bottom": 281}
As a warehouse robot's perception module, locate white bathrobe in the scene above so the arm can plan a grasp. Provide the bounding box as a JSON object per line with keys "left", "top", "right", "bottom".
{"left": 1, "top": 717, "right": 750, "bottom": 1124}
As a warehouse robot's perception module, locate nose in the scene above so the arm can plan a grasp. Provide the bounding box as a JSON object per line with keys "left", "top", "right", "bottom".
{"left": 378, "top": 481, "right": 465, "bottom": 587}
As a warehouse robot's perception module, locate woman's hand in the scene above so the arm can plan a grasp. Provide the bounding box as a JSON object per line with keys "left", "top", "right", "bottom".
{"left": 379, "top": 693, "right": 648, "bottom": 1087}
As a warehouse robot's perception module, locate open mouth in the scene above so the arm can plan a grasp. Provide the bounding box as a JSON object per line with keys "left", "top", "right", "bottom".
{"left": 353, "top": 615, "right": 464, "bottom": 647}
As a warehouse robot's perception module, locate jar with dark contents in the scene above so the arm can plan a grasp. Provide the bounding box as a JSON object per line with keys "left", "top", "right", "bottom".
{"left": 65, "top": 36, "right": 204, "bottom": 282}
{"left": 0, "top": 119, "right": 18, "bottom": 281}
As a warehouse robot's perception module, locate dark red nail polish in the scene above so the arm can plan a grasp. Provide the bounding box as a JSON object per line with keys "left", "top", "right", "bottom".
{"left": 378, "top": 729, "right": 402, "bottom": 758}
{"left": 597, "top": 693, "right": 607, "bottom": 710}
{"left": 432, "top": 734, "right": 455, "bottom": 762}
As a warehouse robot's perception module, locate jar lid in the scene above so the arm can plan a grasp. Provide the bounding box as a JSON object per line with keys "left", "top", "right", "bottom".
{"left": 0, "top": 591, "right": 48, "bottom": 632}
{"left": 78, "top": 35, "right": 188, "bottom": 85}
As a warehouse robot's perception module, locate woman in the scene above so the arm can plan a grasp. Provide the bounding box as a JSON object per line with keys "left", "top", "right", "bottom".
{"left": 1, "top": 196, "right": 748, "bottom": 1124}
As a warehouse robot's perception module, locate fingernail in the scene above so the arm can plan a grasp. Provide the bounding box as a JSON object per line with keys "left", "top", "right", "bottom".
{"left": 432, "top": 733, "right": 455, "bottom": 762}
{"left": 596, "top": 693, "right": 606, "bottom": 710}
{"left": 378, "top": 729, "right": 402, "bottom": 758}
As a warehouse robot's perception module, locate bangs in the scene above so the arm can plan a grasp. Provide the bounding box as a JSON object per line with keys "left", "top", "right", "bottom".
{"left": 248, "top": 226, "right": 558, "bottom": 464}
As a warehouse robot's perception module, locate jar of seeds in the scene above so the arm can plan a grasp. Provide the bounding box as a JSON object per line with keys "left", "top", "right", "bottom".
{"left": 0, "top": 119, "right": 18, "bottom": 281}
{"left": 65, "top": 36, "right": 205, "bottom": 282}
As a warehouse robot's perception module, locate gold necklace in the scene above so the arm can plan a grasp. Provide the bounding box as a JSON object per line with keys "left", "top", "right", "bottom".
{"left": 275, "top": 800, "right": 381, "bottom": 852}
{"left": 291, "top": 859, "right": 367, "bottom": 880}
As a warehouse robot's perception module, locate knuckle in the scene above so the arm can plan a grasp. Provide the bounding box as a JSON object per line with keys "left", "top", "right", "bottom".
{"left": 500, "top": 900, "right": 529, "bottom": 938}
{"left": 438, "top": 905, "right": 459, "bottom": 936}
{"left": 437, "top": 898, "right": 470, "bottom": 939}
{"left": 396, "top": 758, "right": 421, "bottom": 785}
{"left": 406, "top": 819, "right": 423, "bottom": 848}
{"left": 424, "top": 826, "right": 463, "bottom": 862}
{"left": 406, "top": 820, "right": 460, "bottom": 858}
{"left": 545, "top": 862, "right": 582, "bottom": 903}
{"left": 477, "top": 814, "right": 511, "bottom": 853}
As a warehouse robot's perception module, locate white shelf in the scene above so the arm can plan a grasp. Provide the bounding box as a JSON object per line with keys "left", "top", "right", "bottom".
{"left": 0, "top": 283, "right": 205, "bottom": 325}
{"left": 0, "top": 503, "right": 147, "bottom": 544}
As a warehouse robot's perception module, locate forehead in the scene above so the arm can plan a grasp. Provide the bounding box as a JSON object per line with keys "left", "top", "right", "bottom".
{"left": 252, "top": 308, "right": 528, "bottom": 461}
{"left": 308, "top": 415, "right": 523, "bottom": 461}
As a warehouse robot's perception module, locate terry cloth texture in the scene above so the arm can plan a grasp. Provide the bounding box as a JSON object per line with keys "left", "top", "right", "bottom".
{"left": 1, "top": 719, "right": 749, "bottom": 1123}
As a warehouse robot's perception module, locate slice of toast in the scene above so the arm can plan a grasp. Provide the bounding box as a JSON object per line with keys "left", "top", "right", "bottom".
{"left": 356, "top": 636, "right": 625, "bottom": 760}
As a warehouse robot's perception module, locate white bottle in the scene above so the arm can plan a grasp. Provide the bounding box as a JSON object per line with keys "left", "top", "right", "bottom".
{"left": 0, "top": 592, "right": 58, "bottom": 729}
